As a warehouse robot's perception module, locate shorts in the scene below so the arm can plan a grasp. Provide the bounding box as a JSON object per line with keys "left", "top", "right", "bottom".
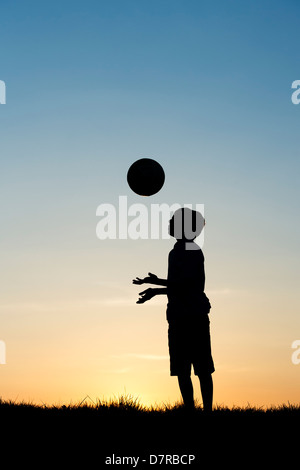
{"left": 168, "top": 314, "right": 215, "bottom": 376}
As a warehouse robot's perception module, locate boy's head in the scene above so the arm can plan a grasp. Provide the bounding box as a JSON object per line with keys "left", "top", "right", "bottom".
{"left": 168, "top": 208, "right": 205, "bottom": 241}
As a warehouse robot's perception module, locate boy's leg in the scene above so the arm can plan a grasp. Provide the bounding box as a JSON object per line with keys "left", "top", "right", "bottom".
{"left": 198, "top": 373, "right": 213, "bottom": 412}
{"left": 177, "top": 374, "right": 194, "bottom": 408}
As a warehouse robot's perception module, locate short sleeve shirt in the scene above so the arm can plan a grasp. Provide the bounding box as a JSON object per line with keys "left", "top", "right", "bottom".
{"left": 166, "top": 240, "right": 205, "bottom": 322}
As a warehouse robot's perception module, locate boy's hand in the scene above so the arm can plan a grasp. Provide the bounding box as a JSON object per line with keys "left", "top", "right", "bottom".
{"left": 132, "top": 273, "right": 158, "bottom": 285}
{"left": 136, "top": 288, "right": 155, "bottom": 303}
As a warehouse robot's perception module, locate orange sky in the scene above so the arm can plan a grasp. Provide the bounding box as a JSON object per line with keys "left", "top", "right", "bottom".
{"left": 1, "top": 1, "right": 300, "bottom": 409}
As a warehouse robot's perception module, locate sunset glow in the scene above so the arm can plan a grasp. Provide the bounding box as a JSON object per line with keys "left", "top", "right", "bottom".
{"left": 1, "top": 1, "right": 300, "bottom": 409}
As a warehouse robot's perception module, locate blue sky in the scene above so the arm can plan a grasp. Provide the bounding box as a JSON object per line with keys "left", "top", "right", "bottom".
{"left": 0, "top": 0, "right": 300, "bottom": 405}
{"left": 1, "top": 0, "right": 299, "bottom": 246}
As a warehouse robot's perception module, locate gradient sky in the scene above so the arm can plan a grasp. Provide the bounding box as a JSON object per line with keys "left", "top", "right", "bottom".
{"left": 1, "top": 0, "right": 300, "bottom": 407}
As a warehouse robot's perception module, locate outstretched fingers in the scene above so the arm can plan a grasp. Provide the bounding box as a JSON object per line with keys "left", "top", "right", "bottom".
{"left": 132, "top": 277, "right": 144, "bottom": 285}
{"left": 136, "top": 288, "right": 152, "bottom": 304}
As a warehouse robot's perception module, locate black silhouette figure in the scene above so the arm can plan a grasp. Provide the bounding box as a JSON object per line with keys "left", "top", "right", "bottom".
{"left": 133, "top": 208, "right": 214, "bottom": 412}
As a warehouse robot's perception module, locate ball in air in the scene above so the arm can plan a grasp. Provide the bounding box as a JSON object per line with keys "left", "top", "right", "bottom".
{"left": 127, "top": 158, "right": 165, "bottom": 196}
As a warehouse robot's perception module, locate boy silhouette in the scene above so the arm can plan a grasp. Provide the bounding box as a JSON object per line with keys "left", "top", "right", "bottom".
{"left": 133, "top": 208, "right": 214, "bottom": 412}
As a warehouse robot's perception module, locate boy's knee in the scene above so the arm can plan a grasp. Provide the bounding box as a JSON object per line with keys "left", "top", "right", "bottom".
{"left": 178, "top": 372, "right": 190, "bottom": 379}
{"left": 197, "top": 372, "right": 212, "bottom": 382}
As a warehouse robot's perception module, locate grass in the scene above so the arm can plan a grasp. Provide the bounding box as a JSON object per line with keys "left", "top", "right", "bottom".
{"left": 1, "top": 395, "right": 299, "bottom": 465}
{"left": 1, "top": 393, "right": 299, "bottom": 414}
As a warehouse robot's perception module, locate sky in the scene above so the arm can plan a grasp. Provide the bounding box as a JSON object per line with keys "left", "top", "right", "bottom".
{"left": 0, "top": 0, "right": 300, "bottom": 408}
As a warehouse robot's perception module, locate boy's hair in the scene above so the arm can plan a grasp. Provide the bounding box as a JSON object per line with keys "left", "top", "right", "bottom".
{"left": 169, "top": 208, "right": 205, "bottom": 241}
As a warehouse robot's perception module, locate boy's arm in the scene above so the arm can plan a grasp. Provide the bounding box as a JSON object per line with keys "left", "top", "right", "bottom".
{"left": 136, "top": 287, "right": 168, "bottom": 304}
{"left": 153, "top": 288, "right": 168, "bottom": 294}
{"left": 133, "top": 273, "right": 168, "bottom": 286}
